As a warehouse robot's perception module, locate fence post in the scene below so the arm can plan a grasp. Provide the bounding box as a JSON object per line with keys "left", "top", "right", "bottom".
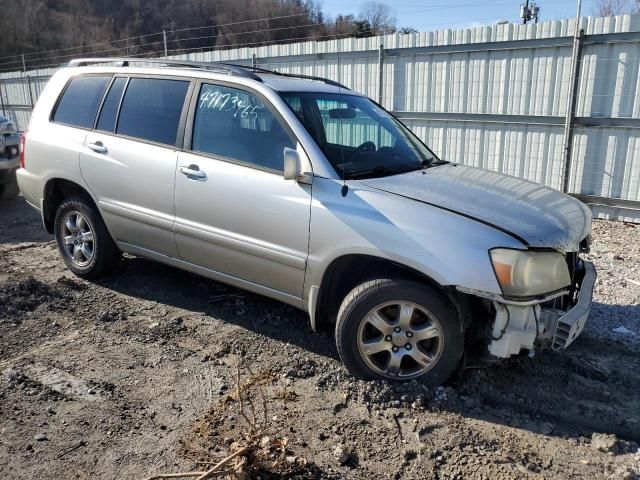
{"left": 0, "top": 79, "right": 6, "bottom": 116}
{"left": 21, "top": 53, "right": 35, "bottom": 110}
{"left": 26, "top": 76, "right": 35, "bottom": 109}
{"left": 561, "top": 29, "right": 584, "bottom": 194}
{"left": 163, "top": 30, "right": 168, "bottom": 58}
{"left": 561, "top": 2, "right": 584, "bottom": 194}
{"left": 377, "top": 43, "right": 384, "bottom": 105}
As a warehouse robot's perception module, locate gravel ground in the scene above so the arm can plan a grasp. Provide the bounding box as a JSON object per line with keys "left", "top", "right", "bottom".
{"left": 585, "top": 221, "right": 640, "bottom": 347}
{"left": 0, "top": 196, "right": 639, "bottom": 479}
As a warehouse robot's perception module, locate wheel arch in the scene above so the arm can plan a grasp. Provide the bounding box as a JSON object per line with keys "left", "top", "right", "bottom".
{"left": 42, "top": 178, "right": 98, "bottom": 233}
{"left": 312, "top": 253, "right": 471, "bottom": 332}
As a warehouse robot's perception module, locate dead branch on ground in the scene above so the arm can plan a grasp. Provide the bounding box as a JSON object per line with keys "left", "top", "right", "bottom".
{"left": 144, "top": 360, "right": 283, "bottom": 480}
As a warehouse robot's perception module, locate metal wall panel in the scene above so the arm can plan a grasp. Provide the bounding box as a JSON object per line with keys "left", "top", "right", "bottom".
{"left": 2, "top": 13, "right": 640, "bottom": 211}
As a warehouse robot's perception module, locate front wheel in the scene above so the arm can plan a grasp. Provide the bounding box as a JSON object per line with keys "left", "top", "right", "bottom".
{"left": 335, "top": 279, "right": 463, "bottom": 384}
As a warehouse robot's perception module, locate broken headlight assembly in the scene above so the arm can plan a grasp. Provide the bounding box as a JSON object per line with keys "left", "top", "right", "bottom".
{"left": 490, "top": 248, "right": 571, "bottom": 298}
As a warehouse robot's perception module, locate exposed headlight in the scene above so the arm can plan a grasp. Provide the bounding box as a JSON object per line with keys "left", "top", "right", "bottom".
{"left": 490, "top": 248, "right": 571, "bottom": 297}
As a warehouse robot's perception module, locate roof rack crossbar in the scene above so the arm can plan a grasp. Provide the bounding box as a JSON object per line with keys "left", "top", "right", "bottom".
{"left": 67, "top": 57, "right": 263, "bottom": 82}
{"left": 218, "top": 63, "right": 350, "bottom": 90}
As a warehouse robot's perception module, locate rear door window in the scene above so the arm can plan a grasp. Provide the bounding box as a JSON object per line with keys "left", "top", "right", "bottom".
{"left": 116, "top": 78, "right": 190, "bottom": 146}
{"left": 53, "top": 76, "right": 111, "bottom": 128}
{"left": 96, "top": 77, "right": 127, "bottom": 133}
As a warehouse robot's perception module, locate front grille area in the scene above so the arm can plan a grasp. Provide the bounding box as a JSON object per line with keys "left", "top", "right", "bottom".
{"left": 579, "top": 234, "right": 592, "bottom": 253}
{"left": 564, "top": 248, "right": 588, "bottom": 309}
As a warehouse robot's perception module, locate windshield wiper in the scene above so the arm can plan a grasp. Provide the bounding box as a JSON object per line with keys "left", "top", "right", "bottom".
{"left": 349, "top": 165, "right": 404, "bottom": 179}
{"left": 348, "top": 158, "right": 448, "bottom": 180}
{"left": 421, "top": 158, "right": 448, "bottom": 168}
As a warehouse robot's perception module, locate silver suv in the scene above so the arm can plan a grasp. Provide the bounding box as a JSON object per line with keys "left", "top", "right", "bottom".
{"left": 17, "top": 58, "right": 596, "bottom": 384}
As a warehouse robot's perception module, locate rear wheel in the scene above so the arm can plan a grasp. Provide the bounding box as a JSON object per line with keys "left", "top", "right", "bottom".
{"left": 335, "top": 279, "right": 463, "bottom": 384}
{"left": 54, "top": 196, "right": 121, "bottom": 279}
{"left": 0, "top": 171, "right": 19, "bottom": 200}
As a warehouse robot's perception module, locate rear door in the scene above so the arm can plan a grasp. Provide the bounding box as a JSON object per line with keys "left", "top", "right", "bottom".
{"left": 174, "top": 82, "right": 311, "bottom": 298}
{"left": 44, "top": 74, "right": 112, "bottom": 199}
{"left": 80, "top": 76, "right": 192, "bottom": 257}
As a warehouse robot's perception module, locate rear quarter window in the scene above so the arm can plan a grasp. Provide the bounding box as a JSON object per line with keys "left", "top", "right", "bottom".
{"left": 52, "top": 76, "right": 111, "bottom": 128}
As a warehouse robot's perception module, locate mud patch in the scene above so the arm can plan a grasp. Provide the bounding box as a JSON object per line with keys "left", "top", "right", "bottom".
{"left": 130, "top": 316, "right": 189, "bottom": 344}
{"left": 1, "top": 368, "right": 68, "bottom": 401}
{"left": 452, "top": 337, "right": 640, "bottom": 441}
{"left": 0, "top": 277, "right": 72, "bottom": 324}
{"left": 20, "top": 364, "right": 108, "bottom": 401}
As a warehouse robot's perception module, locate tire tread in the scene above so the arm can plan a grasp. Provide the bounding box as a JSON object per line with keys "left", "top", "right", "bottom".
{"left": 335, "top": 278, "right": 463, "bottom": 384}
{"left": 54, "top": 195, "right": 121, "bottom": 279}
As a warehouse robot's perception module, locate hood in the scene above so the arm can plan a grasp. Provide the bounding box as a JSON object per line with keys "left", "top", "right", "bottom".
{"left": 360, "top": 164, "right": 592, "bottom": 252}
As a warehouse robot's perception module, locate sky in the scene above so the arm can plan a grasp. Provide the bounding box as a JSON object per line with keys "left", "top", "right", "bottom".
{"left": 321, "top": 0, "right": 602, "bottom": 32}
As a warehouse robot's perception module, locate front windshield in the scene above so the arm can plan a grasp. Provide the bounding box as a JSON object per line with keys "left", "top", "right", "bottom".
{"left": 280, "top": 92, "right": 443, "bottom": 179}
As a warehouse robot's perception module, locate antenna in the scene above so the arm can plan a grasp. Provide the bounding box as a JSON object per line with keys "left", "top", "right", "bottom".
{"left": 520, "top": 0, "right": 540, "bottom": 24}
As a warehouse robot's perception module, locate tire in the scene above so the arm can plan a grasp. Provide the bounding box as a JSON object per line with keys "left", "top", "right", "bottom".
{"left": 54, "top": 195, "right": 121, "bottom": 279}
{"left": 0, "top": 171, "right": 20, "bottom": 200}
{"left": 335, "top": 279, "right": 463, "bottom": 384}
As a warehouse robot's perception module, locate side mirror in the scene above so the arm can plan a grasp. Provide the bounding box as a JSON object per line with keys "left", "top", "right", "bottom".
{"left": 283, "top": 147, "right": 313, "bottom": 184}
{"left": 283, "top": 147, "right": 301, "bottom": 180}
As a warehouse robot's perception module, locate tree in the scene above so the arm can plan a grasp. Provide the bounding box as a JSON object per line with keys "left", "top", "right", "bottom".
{"left": 0, "top": 0, "right": 406, "bottom": 69}
{"left": 358, "top": 1, "right": 397, "bottom": 34}
{"left": 596, "top": 0, "right": 640, "bottom": 16}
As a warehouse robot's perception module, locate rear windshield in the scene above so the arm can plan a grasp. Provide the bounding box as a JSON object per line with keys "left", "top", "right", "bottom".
{"left": 52, "top": 76, "right": 111, "bottom": 128}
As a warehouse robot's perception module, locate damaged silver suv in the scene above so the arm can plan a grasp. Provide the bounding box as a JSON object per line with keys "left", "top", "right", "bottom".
{"left": 17, "top": 58, "right": 596, "bottom": 384}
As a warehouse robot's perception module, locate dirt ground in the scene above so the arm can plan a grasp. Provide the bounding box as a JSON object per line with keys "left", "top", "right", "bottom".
{"left": 1, "top": 195, "right": 639, "bottom": 480}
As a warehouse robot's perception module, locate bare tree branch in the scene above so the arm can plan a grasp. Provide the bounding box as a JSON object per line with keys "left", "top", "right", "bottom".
{"left": 596, "top": 0, "right": 640, "bottom": 16}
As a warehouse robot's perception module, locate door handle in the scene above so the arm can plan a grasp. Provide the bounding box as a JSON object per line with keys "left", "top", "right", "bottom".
{"left": 87, "top": 141, "right": 107, "bottom": 154}
{"left": 179, "top": 165, "right": 206, "bottom": 179}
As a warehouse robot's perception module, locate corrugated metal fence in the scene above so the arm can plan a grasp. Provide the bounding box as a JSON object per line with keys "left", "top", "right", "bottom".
{"left": 2, "top": 13, "right": 640, "bottom": 220}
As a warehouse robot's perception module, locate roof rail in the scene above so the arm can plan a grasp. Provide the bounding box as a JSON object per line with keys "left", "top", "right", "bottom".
{"left": 218, "top": 63, "right": 350, "bottom": 90}
{"left": 67, "top": 57, "right": 263, "bottom": 82}
{"left": 67, "top": 57, "right": 350, "bottom": 89}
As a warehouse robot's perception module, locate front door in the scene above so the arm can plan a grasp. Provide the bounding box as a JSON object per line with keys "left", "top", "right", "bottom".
{"left": 174, "top": 82, "right": 311, "bottom": 298}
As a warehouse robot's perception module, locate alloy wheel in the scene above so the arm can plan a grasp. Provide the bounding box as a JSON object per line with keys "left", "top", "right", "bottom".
{"left": 356, "top": 300, "right": 444, "bottom": 379}
{"left": 60, "top": 210, "right": 95, "bottom": 267}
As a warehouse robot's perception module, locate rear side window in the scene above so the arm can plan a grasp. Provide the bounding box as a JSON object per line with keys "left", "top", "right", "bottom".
{"left": 53, "top": 76, "right": 111, "bottom": 128}
{"left": 116, "top": 78, "right": 189, "bottom": 145}
{"left": 96, "top": 77, "right": 127, "bottom": 133}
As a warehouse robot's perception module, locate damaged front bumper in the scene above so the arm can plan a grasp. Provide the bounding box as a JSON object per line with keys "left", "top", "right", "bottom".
{"left": 545, "top": 261, "right": 597, "bottom": 350}
{"left": 459, "top": 261, "right": 597, "bottom": 358}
